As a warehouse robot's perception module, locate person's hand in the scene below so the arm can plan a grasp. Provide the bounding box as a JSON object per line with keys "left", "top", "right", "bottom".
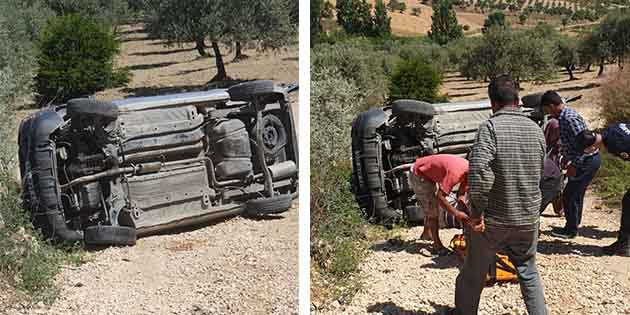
{"left": 566, "top": 165, "right": 577, "bottom": 177}
{"left": 454, "top": 210, "right": 470, "bottom": 224}
{"left": 469, "top": 216, "right": 485, "bottom": 232}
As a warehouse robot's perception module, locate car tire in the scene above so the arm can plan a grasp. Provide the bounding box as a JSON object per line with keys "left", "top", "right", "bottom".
{"left": 245, "top": 194, "right": 293, "bottom": 215}
{"left": 261, "top": 114, "right": 288, "bottom": 156}
{"left": 84, "top": 225, "right": 137, "bottom": 246}
{"left": 227, "top": 80, "right": 275, "bottom": 102}
{"left": 391, "top": 99, "right": 435, "bottom": 118}
{"left": 67, "top": 98, "right": 118, "bottom": 120}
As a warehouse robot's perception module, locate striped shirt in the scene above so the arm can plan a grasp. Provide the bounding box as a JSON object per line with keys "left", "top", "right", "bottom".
{"left": 558, "top": 107, "right": 588, "bottom": 169}
{"left": 468, "top": 107, "right": 546, "bottom": 230}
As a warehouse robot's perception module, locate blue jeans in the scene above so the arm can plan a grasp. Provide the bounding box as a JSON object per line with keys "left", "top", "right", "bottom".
{"left": 455, "top": 225, "right": 547, "bottom": 315}
{"left": 562, "top": 153, "right": 601, "bottom": 233}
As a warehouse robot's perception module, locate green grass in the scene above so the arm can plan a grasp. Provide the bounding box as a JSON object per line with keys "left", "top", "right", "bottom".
{"left": 310, "top": 161, "right": 398, "bottom": 305}
{"left": 593, "top": 150, "right": 630, "bottom": 208}
{"left": 0, "top": 178, "right": 87, "bottom": 304}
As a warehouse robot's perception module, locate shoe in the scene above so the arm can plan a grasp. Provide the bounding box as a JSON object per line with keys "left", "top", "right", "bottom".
{"left": 551, "top": 228, "right": 577, "bottom": 239}
{"left": 432, "top": 247, "right": 452, "bottom": 257}
{"left": 603, "top": 236, "right": 630, "bottom": 257}
{"left": 603, "top": 240, "right": 620, "bottom": 255}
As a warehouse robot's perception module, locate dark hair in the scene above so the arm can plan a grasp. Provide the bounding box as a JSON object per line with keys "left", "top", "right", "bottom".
{"left": 488, "top": 75, "right": 519, "bottom": 105}
{"left": 576, "top": 130, "right": 597, "bottom": 151}
{"left": 540, "top": 90, "right": 563, "bottom": 107}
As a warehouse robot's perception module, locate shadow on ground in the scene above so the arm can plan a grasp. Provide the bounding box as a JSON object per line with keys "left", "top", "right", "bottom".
{"left": 121, "top": 84, "right": 209, "bottom": 97}
{"left": 537, "top": 238, "right": 605, "bottom": 257}
{"left": 556, "top": 83, "right": 601, "bottom": 93}
{"left": 367, "top": 301, "right": 453, "bottom": 315}
{"left": 125, "top": 61, "right": 178, "bottom": 71}
{"left": 131, "top": 47, "right": 196, "bottom": 56}
{"left": 370, "top": 238, "right": 432, "bottom": 255}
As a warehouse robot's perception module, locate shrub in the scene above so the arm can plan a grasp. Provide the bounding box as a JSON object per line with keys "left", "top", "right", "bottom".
{"left": 593, "top": 150, "right": 630, "bottom": 209}
{"left": 389, "top": 56, "right": 445, "bottom": 102}
{"left": 311, "top": 66, "right": 369, "bottom": 303}
{"left": 600, "top": 67, "right": 630, "bottom": 125}
{"left": 312, "top": 40, "right": 394, "bottom": 108}
{"left": 36, "top": 14, "right": 130, "bottom": 104}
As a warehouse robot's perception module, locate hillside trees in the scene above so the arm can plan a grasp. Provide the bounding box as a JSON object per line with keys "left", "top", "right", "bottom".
{"left": 458, "top": 25, "right": 555, "bottom": 85}
{"left": 482, "top": 11, "right": 508, "bottom": 33}
{"left": 146, "top": 0, "right": 294, "bottom": 82}
{"left": 373, "top": 0, "right": 392, "bottom": 38}
{"left": 312, "top": 0, "right": 323, "bottom": 46}
{"left": 555, "top": 35, "right": 580, "bottom": 80}
{"left": 428, "top": 0, "right": 464, "bottom": 45}
{"left": 336, "top": 0, "right": 373, "bottom": 36}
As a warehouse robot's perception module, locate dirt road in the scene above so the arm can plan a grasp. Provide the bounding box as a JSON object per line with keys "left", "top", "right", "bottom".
{"left": 315, "top": 70, "right": 630, "bottom": 315}
{"left": 4, "top": 24, "right": 299, "bottom": 315}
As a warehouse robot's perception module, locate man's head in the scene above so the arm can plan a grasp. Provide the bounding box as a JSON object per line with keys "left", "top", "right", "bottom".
{"left": 540, "top": 90, "right": 565, "bottom": 118}
{"left": 488, "top": 75, "right": 519, "bottom": 113}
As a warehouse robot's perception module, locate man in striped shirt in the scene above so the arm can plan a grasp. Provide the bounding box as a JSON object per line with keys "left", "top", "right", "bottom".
{"left": 453, "top": 75, "right": 548, "bottom": 315}
{"left": 540, "top": 91, "right": 601, "bottom": 239}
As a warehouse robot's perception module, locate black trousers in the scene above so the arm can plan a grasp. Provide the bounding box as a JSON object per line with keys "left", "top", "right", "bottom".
{"left": 621, "top": 189, "right": 630, "bottom": 236}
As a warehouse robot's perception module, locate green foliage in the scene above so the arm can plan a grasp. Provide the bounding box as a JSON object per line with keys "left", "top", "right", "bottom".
{"left": 457, "top": 25, "right": 556, "bottom": 83}
{"left": 387, "top": 0, "right": 407, "bottom": 13}
{"left": 555, "top": 35, "right": 580, "bottom": 80}
{"left": 40, "top": 0, "right": 130, "bottom": 29}
{"left": 373, "top": 0, "right": 392, "bottom": 38}
{"left": 599, "top": 10, "right": 630, "bottom": 66}
{"left": 594, "top": 150, "right": 630, "bottom": 208}
{"left": 482, "top": 11, "right": 508, "bottom": 34}
{"left": 389, "top": 57, "right": 445, "bottom": 102}
{"left": 428, "top": 0, "right": 464, "bottom": 46}
{"left": 600, "top": 67, "right": 630, "bottom": 125}
{"left": 336, "top": 0, "right": 374, "bottom": 36}
{"left": 519, "top": 12, "right": 529, "bottom": 24}
{"left": 35, "top": 14, "right": 129, "bottom": 103}
{"left": 144, "top": 0, "right": 295, "bottom": 81}
{"left": 312, "top": 40, "right": 394, "bottom": 108}
{"left": 312, "top": 0, "right": 323, "bottom": 46}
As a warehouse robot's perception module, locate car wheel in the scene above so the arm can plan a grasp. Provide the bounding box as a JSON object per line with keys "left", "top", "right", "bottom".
{"left": 227, "top": 80, "right": 275, "bottom": 102}
{"left": 84, "top": 225, "right": 137, "bottom": 246}
{"left": 391, "top": 99, "right": 435, "bottom": 118}
{"left": 261, "top": 114, "right": 287, "bottom": 156}
{"left": 245, "top": 194, "right": 293, "bottom": 215}
{"left": 67, "top": 98, "right": 118, "bottom": 120}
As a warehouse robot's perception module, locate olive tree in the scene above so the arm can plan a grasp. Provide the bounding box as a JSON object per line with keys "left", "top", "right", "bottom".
{"left": 146, "top": 0, "right": 294, "bottom": 82}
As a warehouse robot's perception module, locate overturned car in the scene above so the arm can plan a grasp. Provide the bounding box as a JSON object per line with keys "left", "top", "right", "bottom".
{"left": 19, "top": 80, "right": 298, "bottom": 245}
{"left": 351, "top": 97, "right": 549, "bottom": 226}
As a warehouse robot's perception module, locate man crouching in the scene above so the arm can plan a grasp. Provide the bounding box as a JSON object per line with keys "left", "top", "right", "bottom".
{"left": 389, "top": 154, "right": 470, "bottom": 256}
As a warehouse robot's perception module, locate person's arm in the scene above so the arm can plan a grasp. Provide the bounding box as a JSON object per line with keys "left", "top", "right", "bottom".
{"left": 437, "top": 190, "right": 469, "bottom": 223}
{"left": 384, "top": 162, "right": 414, "bottom": 175}
{"left": 468, "top": 121, "right": 497, "bottom": 221}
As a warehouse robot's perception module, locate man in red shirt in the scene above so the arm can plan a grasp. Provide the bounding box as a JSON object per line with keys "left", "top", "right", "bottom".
{"left": 389, "top": 154, "right": 470, "bottom": 255}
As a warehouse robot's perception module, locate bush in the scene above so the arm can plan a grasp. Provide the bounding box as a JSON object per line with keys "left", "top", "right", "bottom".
{"left": 600, "top": 67, "right": 630, "bottom": 124}
{"left": 389, "top": 56, "right": 445, "bottom": 102}
{"left": 593, "top": 150, "right": 630, "bottom": 208}
{"left": 36, "top": 14, "right": 130, "bottom": 104}
{"left": 312, "top": 40, "right": 394, "bottom": 109}
{"left": 311, "top": 66, "right": 369, "bottom": 303}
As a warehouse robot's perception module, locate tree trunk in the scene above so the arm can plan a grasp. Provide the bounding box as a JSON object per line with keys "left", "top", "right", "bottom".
{"left": 211, "top": 41, "right": 227, "bottom": 82}
{"left": 598, "top": 59, "right": 605, "bottom": 77}
{"left": 195, "top": 36, "right": 207, "bottom": 57}
{"left": 567, "top": 66, "right": 576, "bottom": 80}
{"left": 235, "top": 42, "right": 243, "bottom": 60}
{"left": 585, "top": 63, "right": 592, "bottom": 72}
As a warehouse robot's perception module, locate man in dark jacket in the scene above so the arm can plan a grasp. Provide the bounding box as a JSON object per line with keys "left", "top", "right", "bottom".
{"left": 577, "top": 124, "right": 630, "bottom": 256}
{"left": 541, "top": 91, "right": 601, "bottom": 239}
{"left": 453, "top": 75, "right": 548, "bottom": 315}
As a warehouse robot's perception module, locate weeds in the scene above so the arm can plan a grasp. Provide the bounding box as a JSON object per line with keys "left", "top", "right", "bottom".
{"left": 593, "top": 150, "right": 630, "bottom": 208}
